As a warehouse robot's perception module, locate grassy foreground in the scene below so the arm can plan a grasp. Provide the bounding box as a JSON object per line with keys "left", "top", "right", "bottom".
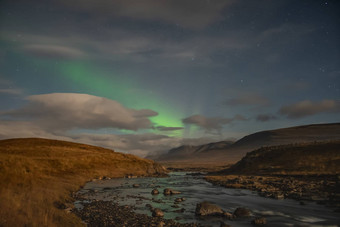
{"left": 0, "top": 138, "right": 166, "bottom": 227}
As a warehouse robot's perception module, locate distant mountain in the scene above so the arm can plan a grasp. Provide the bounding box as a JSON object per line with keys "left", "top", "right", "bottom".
{"left": 220, "top": 140, "right": 340, "bottom": 175}
{"left": 155, "top": 123, "right": 340, "bottom": 164}
{"left": 158, "top": 141, "right": 234, "bottom": 161}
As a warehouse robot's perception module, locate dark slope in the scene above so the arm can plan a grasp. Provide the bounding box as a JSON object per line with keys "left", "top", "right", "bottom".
{"left": 156, "top": 123, "right": 340, "bottom": 164}
{"left": 221, "top": 140, "right": 340, "bottom": 175}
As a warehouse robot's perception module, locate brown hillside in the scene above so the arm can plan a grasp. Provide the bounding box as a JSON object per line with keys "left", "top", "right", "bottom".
{"left": 0, "top": 138, "right": 166, "bottom": 227}
{"left": 222, "top": 140, "right": 340, "bottom": 175}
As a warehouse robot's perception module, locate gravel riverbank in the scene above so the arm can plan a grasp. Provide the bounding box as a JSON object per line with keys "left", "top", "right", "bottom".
{"left": 205, "top": 174, "right": 340, "bottom": 211}
{"left": 72, "top": 200, "right": 201, "bottom": 227}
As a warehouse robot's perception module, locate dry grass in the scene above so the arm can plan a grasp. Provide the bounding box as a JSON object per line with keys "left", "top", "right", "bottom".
{"left": 0, "top": 138, "right": 166, "bottom": 227}
{"left": 159, "top": 161, "right": 231, "bottom": 172}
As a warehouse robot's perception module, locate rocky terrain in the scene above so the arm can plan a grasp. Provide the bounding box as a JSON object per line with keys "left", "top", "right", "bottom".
{"left": 73, "top": 200, "right": 200, "bottom": 227}
{"left": 73, "top": 183, "right": 269, "bottom": 227}
{"left": 206, "top": 140, "right": 340, "bottom": 211}
{"left": 206, "top": 175, "right": 340, "bottom": 211}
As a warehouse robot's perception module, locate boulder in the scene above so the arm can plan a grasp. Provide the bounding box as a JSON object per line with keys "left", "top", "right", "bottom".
{"left": 234, "top": 207, "right": 251, "bottom": 217}
{"left": 163, "top": 188, "right": 181, "bottom": 195}
{"left": 223, "top": 212, "right": 234, "bottom": 220}
{"left": 171, "top": 190, "right": 181, "bottom": 194}
{"left": 163, "top": 188, "right": 172, "bottom": 195}
{"left": 152, "top": 208, "right": 164, "bottom": 217}
{"left": 157, "top": 221, "right": 165, "bottom": 227}
{"left": 175, "top": 197, "right": 185, "bottom": 203}
{"left": 195, "top": 201, "right": 223, "bottom": 216}
{"left": 252, "top": 217, "right": 267, "bottom": 225}
{"left": 274, "top": 193, "right": 284, "bottom": 200}
{"left": 151, "top": 189, "right": 159, "bottom": 195}
{"left": 132, "top": 184, "right": 140, "bottom": 188}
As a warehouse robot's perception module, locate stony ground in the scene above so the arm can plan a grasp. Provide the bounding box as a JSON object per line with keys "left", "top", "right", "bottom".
{"left": 73, "top": 200, "right": 201, "bottom": 227}
{"left": 205, "top": 174, "right": 340, "bottom": 211}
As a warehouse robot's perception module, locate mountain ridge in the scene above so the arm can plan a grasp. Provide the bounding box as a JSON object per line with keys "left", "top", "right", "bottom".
{"left": 155, "top": 123, "right": 340, "bottom": 164}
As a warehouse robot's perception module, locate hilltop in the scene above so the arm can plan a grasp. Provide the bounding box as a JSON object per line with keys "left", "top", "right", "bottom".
{"left": 221, "top": 140, "right": 340, "bottom": 175}
{"left": 156, "top": 123, "right": 340, "bottom": 166}
{"left": 0, "top": 138, "right": 166, "bottom": 227}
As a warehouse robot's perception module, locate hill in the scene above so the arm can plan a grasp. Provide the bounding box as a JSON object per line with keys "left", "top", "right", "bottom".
{"left": 157, "top": 141, "right": 234, "bottom": 161}
{"left": 222, "top": 140, "right": 340, "bottom": 175}
{"left": 0, "top": 138, "right": 166, "bottom": 227}
{"left": 156, "top": 123, "right": 340, "bottom": 165}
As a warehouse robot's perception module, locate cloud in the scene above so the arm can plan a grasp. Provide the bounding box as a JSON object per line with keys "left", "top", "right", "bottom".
{"left": 0, "top": 120, "right": 70, "bottom": 140}
{"left": 0, "top": 88, "right": 23, "bottom": 95}
{"left": 153, "top": 126, "right": 184, "bottom": 131}
{"left": 259, "top": 23, "right": 316, "bottom": 42}
{"left": 225, "top": 93, "right": 270, "bottom": 106}
{"left": 2, "top": 93, "right": 158, "bottom": 131}
{"left": 58, "top": 0, "right": 234, "bottom": 29}
{"left": 279, "top": 100, "right": 340, "bottom": 119}
{"left": 256, "top": 114, "right": 277, "bottom": 122}
{"left": 69, "top": 133, "right": 181, "bottom": 157}
{"left": 0, "top": 120, "right": 221, "bottom": 157}
{"left": 22, "top": 44, "right": 86, "bottom": 59}
{"left": 182, "top": 114, "right": 246, "bottom": 131}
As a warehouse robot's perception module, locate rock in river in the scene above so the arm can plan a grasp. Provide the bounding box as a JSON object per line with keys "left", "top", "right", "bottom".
{"left": 233, "top": 207, "right": 251, "bottom": 217}
{"left": 152, "top": 208, "right": 164, "bottom": 217}
{"left": 151, "top": 189, "right": 159, "bottom": 195}
{"left": 163, "top": 188, "right": 181, "bottom": 195}
{"left": 252, "top": 217, "right": 267, "bottom": 225}
{"left": 175, "top": 198, "right": 185, "bottom": 203}
{"left": 195, "top": 201, "right": 223, "bottom": 216}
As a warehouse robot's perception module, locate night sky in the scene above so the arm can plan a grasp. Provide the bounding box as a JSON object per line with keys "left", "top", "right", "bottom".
{"left": 0, "top": 0, "right": 339, "bottom": 157}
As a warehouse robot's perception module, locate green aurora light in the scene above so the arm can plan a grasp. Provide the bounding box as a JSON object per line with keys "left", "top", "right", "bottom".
{"left": 59, "top": 61, "right": 184, "bottom": 131}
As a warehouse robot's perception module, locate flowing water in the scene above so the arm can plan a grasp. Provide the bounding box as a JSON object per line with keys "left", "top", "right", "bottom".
{"left": 75, "top": 172, "right": 340, "bottom": 226}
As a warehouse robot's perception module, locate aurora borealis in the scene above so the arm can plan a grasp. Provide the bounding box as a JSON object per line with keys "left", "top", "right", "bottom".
{"left": 0, "top": 0, "right": 339, "bottom": 157}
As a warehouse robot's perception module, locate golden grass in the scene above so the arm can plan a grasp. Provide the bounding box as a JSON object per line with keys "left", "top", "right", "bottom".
{"left": 159, "top": 161, "right": 231, "bottom": 172}
{"left": 0, "top": 138, "right": 166, "bottom": 227}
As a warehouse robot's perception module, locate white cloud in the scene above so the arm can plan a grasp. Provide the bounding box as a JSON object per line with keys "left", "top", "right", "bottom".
{"left": 2, "top": 93, "right": 158, "bottom": 131}
{"left": 279, "top": 100, "right": 340, "bottom": 119}
{"left": 182, "top": 114, "right": 246, "bottom": 132}
{"left": 0, "top": 88, "right": 23, "bottom": 95}
{"left": 225, "top": 93, "right": 270, "bottom": 106}
{"left": 58, "top": 0, "right": 234, "bottom": 29}
{"left": 23, "top": 44, "right": 86, "bottom": 59}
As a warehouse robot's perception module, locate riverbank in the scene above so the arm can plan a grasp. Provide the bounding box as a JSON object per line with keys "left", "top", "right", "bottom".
{"left": 205, "top": 174, "right": 340, "bottom": 211}
{"left": 72, "top": 171, "right": 340, "bottom": 226}
{"left": 73, "top": 200, "right": 200, "bottom": 227}
{"left": 0, "top": 138, "right": 166, "bottom": 227}
{"left": 159, "top": 162, "right": 231, "bottom": 173}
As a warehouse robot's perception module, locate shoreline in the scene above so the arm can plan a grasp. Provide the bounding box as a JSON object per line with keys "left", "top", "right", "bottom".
{"left": 71, "top": 171, "right": 340, "bottom": 227}
{"left": 205, "top": 174, "right": 340, "bottom": 212}
{"left": 72, "top": 200, "right": 200, "bottom": 227}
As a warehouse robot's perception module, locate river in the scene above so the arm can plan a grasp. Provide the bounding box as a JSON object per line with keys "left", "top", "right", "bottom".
{"left": 75, "top": 172, "right": 339, "bottom": 226}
